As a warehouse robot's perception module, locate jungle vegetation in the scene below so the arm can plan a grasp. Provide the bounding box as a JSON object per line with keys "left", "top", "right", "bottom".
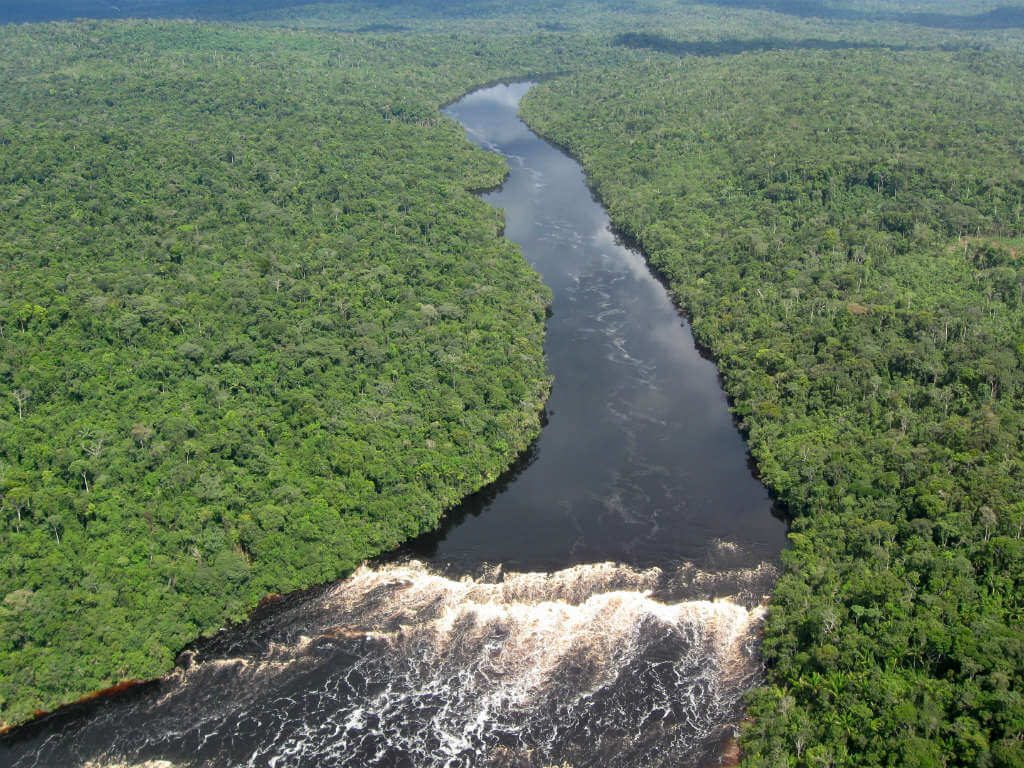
{"left": 0, "top": 20, "right": 576, "bottom": 725}
{"left": 522, "top": 46, "right": 1024, "bottom": 766}
{"left": 2, "top": 1, "right": 1024, "bottom": 764}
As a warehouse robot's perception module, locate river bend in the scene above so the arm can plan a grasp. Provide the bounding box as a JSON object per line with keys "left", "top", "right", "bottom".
{"left": 0, "top": 82, "right": 786, "bottom": 768}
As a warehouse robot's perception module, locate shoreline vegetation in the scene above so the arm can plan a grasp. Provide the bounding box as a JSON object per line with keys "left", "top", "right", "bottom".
{"left": 0, "top": 71, "right": 561, "bottom": 736}
{"left": 2, "top": 2, "right": 1024, "bottom": 765}
{"left": 0, "top": 21, "right": 578, "bottom": 727}
{"left": 521, "top": 47, "right": 1024, "bottom": 766}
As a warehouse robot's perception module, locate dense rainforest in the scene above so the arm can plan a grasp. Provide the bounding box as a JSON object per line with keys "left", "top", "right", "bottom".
{"left": 523, "top": 46, "right": 1024, "bottom": 766}
{"left": 0, "top": 21, "right": 583, "bottom": 725}
{"left": 2, "top": 0, "right": 1024, "bottom": 765}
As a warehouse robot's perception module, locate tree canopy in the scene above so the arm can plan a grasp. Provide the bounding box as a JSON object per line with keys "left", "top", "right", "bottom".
{"left": 3, "top": 3, "right": 1024, "bottom": 763}
{"left": 0, "top": 21, "right": 565, "bottom": 725}
{"left": 522, "top": 46, "right": 1024, "bottom": 767}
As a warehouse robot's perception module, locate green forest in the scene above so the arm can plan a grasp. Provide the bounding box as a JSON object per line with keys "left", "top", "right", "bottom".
{"left": 523, "top": 46, "right": 1024, "bottom": 767}
{"left": 0, "top": 21, "right": 574, "bottom": 725}
{"left": 2, "top": 0, "right": 1024, "bottom": 765}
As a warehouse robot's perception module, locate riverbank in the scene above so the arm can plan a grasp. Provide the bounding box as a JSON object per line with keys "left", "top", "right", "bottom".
{"left": 2, "top": 80, "right": 784, "bottom": 768}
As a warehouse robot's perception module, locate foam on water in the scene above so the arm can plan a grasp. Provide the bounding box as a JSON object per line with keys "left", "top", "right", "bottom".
{"left": 0, "top": 82, "right": 787, "bottom": 768}
{"left": 8, "top": 560, "right": 774, "bottom": 768}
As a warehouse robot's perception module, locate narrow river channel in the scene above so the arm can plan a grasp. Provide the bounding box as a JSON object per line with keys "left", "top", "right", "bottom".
{"left": 0, "top": 83, "right": 786, "bottom": 768}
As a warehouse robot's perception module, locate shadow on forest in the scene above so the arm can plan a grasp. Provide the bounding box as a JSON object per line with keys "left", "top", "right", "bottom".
{"left": 6, "top": 0, "right": 1024, "bottom": 29}
{"left": 3, "top": 0, "right": 513, "bottom": 24}
{"left": 612, "top": 32, "right": 964, "bottom": 57}
{"left": 355, "top": 22, "right": 410, "bottom": 32}
{"left": 692, "top": 1, "right": 1024, "bottom": 31}
{"left": 0, "top": 0, "right": 321, "bottom": 23}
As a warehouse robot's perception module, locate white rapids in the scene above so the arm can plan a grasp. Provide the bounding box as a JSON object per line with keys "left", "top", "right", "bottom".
{"left": 0, "top": 80, "right": 787, "bottom": 768}
{"left": 57, "top": 559, "right": 775, "bottom": 768}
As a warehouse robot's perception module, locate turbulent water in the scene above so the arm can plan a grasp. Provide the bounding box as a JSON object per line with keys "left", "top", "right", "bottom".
{"left": 1, "top": 83, "right": 786, "bottom": 768}
{"left": 7, "top": 560, "right": 776, "bottom": 768}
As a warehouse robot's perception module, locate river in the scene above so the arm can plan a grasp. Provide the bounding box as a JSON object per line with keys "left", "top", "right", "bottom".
{"left": 0, "top": 83, "right": 786, "bottom": 768}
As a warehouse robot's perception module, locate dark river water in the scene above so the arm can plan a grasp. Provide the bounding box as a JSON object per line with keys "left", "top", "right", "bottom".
{"left": 0, "top": 83, "right": 786, "bottom": 768}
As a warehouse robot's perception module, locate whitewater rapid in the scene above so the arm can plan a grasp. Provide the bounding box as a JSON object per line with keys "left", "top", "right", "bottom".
{"left": 0, "top": 82, "right": 786, "bottom": 768}
{"left": 47, "top": 558, "right": 772, "bottom": 768}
